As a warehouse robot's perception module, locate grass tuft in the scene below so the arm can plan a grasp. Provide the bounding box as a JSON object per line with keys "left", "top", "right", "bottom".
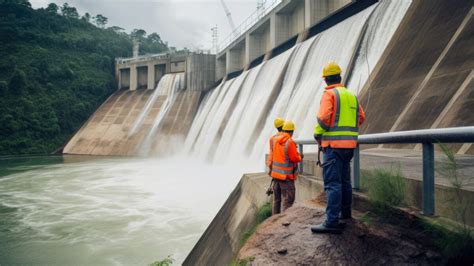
{"left": 229, "top": 256, "right": 255, "bottom": 266}
{"left": 362, "top": 165, "right": 406, "bottom": 207}
{"left": 241, "top": 202, "right": 272, "bottom": 246}
{"left": 149, "top": 255, "right": 174, "bottom": 266}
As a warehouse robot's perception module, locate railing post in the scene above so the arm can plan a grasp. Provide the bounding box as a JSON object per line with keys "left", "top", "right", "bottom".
{"left": 298, "top": 144, "right": 304, "bottom": 174}
{"left": 353, "top": 144, "right": 361, "bottom": 190}
{"left": 422, "top": 142, "right": 435, "bottom": 215}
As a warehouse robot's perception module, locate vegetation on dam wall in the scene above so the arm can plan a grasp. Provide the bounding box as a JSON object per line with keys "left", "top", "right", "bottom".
{"left": 0, "top": 0, "right": 169, "bottom": 154}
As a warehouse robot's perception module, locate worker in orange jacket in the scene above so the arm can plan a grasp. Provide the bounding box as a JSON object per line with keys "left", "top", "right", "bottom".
{"left": 268, "top": 121, "right": 302, "bottom": 215}
{"left": 311, "top": 62, "right": 365, "bottom": 234}
{"left": 267, "top": 117, "right": 285, "bottom": 170}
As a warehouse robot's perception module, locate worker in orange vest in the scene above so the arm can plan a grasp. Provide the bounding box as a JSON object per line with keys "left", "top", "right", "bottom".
{"left": 268, "top": 120, "right": 302, "bottom": 215}
{"left": 311, "top": 61, "right": 365, "bottom": 234}
{"left": 267, "top": 117, "right": 285, "bottom": 172}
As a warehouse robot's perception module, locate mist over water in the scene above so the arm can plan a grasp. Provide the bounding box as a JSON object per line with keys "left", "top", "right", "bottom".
{"left": 0, "top": 156, "right": 258, "bottom": 265}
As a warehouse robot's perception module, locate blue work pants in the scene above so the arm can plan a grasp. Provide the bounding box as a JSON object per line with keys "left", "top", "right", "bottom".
{"left": 322, "top": 147, "right": 354, "bottom": 226}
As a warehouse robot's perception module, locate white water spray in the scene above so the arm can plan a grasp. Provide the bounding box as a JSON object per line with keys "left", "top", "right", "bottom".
{"left": 184, "top": 0, "right": 411, "bottom": 164}
{"left": 138, "top": 73, "right": 185, "bottom": 156}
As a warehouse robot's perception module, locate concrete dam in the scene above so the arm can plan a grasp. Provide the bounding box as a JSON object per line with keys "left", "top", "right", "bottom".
{"left": 63, "top": 0, "right": 473, "bottom": 158}
{"left": 57, "top": 0, "right": 474, "bottom": 264}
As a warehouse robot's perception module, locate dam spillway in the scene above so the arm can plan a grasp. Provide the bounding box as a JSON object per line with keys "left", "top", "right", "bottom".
{"left": 184, "top": 0, "right": 412, "bottom": 163}
{"left": 63, "top": 72, "right": 201, "bottom": 156}
{"left": 63, "top": 0, "right": 473, "bottom": 158}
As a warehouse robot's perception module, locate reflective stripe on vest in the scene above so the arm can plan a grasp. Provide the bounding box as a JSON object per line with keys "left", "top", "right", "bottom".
{"left": 321, "top": 87, "right": 359, "bottom": 141}
{"left": 271, "top": 140, "right": 295, "bottom": 180}
{"left": 272, "top": 141, "right": 293, "bottom": 168}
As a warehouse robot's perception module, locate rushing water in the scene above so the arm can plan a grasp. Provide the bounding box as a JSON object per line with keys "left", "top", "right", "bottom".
{"left": 0, "top": 156, "right": 256, "bottom": 265}
{"left": 184, "top": 0, "right": 411, "bottom": 163}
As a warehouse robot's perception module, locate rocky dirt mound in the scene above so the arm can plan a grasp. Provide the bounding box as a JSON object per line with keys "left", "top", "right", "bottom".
{"left": 237, "top": 200, "right": 441, "bottom": 265}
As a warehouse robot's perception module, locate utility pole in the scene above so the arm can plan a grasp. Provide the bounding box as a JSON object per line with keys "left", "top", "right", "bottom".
{"left": 257, "top": 0, "right": 266, "bottom": 18}
{"left": 132, "top": 39, "right": 139, "bottom": 58}
{"left": 211, "top": 25, "right": 218, "bottom": 54}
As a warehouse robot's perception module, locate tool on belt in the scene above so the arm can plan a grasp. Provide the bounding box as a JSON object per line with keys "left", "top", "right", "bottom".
{"left": 266, "top": 179, "right": 274, "bottom": 196}
{"left": 316, "top": 146, "right": 322, "bottom": 168}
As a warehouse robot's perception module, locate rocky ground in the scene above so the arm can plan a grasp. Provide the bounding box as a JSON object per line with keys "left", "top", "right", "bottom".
{"left": 237, "top": 198, "right": 442, "bottom": 265}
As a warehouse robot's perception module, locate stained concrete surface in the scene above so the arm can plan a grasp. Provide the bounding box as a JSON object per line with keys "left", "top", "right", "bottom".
{"left": 358, "top": 0, "right": 473, "bottom": 156}
{"left": 63, "top": 89, "right": 201, "bottom": 156}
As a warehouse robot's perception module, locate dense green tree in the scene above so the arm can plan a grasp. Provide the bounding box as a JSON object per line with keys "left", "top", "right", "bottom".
{"left": 0, "top": 0, "right": 169, "bottom": 155}
{"left": 148, "top": 33, "right": 162, "bottom": 44}
{"left": 60, "top": 3, "right": 78, "bottom": 18}
{"left": 108, "top": 26, "right": 124, "bottom": 33}
{"left": 93, "top": 14, "right": 108, "bottom": 28}
{"left": 45, "top": 3, "right": 58, "bottom": 13}
{"left": 0, "top": 0, "right": 30, "bottom": 6}
{"left": 0, "top": 81, "right": 8, "bottom": 94}
{"left": 8, "top": 68, "right": 27, "bottom": 95}
{"left": 82, "top": 12, "right": 91, "bottom": 22}
{"left": 131, "top": 29, "right": 147, "bottom": 39}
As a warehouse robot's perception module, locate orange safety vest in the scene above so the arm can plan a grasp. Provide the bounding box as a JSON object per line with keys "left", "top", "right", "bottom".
{"left": 315, "top": 84, "right": 365, "bottom": 148}
{"left": 267, "top": 132, "right": 280, "bottom": 167}
{"left": 270, "top": 133, "right": 301, "bottom": 181}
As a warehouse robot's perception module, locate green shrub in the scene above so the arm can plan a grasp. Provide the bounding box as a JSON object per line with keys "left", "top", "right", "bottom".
{"left": 431, "top": 144, "right": 474, "bottom": 263}
{"left": 256, "top": 202, "right": 272, "bottom": 224}
{"left": 363, "top": 166, "right": 406, "bottom": 207}
{"left": 230, "top": 256, "right": 255, "bottom": 266}
{"left": 436, "top": 143, "right": 473, "bottom": 228}
{"left": 420, "top": 217, "right": 474, "bottom": 264}
{"left": 241, "top": 202, "right": 272, "bottom": 246}
{"left": 149, "top": 255, "right": 174, "bottom": 266}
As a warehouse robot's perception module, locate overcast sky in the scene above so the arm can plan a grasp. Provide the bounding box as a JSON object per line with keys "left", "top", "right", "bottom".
{"left": 30, "top": 0, "right": 266, "bottom": 51}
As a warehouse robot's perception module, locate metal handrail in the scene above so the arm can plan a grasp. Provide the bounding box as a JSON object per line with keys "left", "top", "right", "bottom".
{"left": 115, "top": 51, "right": 189, "bottom": 65}
{"left": 218, "top": 0, "right": 282, "bottom": 54}
{"left": 294, "top": 126, "right": 474, "bottom": 216}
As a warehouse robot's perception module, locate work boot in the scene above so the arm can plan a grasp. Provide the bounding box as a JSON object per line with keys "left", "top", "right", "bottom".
{"left": 339, "top": 214, "right": 352, "bottom": 222}
{"left": 337, "top": 222, "right": 347, "bottom": 229}
{"left": 311, "top": 222, "right": 342, "bottom": 234}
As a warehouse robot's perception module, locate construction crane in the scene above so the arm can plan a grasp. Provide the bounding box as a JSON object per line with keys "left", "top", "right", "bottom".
{"left": 219, "top": 0, "right": 238, "bottom": 37}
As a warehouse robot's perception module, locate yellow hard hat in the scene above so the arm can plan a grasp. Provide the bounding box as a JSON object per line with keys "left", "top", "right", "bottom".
{"left": 274, "top": 117, "right": 285, "bottom": 129}
{"left": 282, "top": 120, "right": 295, "bottom": 131}
{"left": 322, "top": 61, "right": 342, "bottom": 77}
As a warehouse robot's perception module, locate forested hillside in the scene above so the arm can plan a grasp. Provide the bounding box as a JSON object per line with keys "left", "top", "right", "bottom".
{"left": 0, "top": 0, "right": 169, "bottom": 155}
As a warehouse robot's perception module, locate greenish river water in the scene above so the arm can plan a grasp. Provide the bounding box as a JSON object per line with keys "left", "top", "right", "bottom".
{"left": 0, "top": 155, "right": 248, "bottom": 265}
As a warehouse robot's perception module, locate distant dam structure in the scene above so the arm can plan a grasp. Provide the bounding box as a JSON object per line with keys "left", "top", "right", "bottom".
{"left": 63, "top": 54, "right": 212, "bottom": 156}
{"left": 63, "top": 0, "right": 474, "bottom": 157}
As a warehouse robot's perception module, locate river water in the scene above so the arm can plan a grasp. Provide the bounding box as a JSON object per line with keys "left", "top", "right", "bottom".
{"left": 0, "top": 155, "right": 254, "bottom": 265}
